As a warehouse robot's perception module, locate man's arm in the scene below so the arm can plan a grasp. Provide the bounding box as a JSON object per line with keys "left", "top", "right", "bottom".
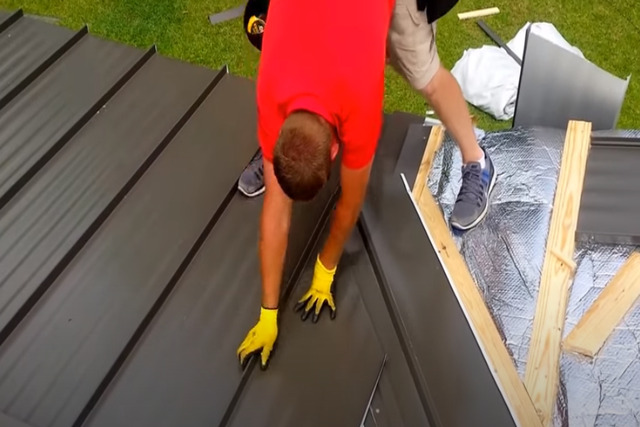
{"left": 293, "top": 158, "right": 373, "bottom": 321}
{"left": 260, "top": 158, "right": 293, "bottom": 308}
{"left": 237, "top": 158, "right": 291, "bottom": 369}
{"left": 318, "top": 159, "right": 373, "bottom": 269}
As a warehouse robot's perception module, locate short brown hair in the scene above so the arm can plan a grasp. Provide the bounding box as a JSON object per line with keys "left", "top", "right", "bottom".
{"left": 273, "top": 110, "right": 333, "bottom": 201}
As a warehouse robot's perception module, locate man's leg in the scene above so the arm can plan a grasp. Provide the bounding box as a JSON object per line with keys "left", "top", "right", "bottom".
{"left": 421, "top": 67, "right": 483, "bottom": 163}
{"left": 387, "top": 0, "right": 496, "bottom": 230}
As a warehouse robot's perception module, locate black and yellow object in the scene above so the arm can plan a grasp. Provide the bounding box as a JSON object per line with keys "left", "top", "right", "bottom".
{"left": 243, "top": 0, "right": 269, "bottom": 51}
{"left": 247, "top": 15, "right": 265, "bottom": 35}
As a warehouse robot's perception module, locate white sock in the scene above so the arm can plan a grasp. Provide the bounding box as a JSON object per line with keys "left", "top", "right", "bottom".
{"left": 478, "top": 154, "right": 486, "bottom": 169}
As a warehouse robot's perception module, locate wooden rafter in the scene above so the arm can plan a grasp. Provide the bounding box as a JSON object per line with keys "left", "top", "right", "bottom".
{"left": 411, "top": 125, "right": 444, "bottom": 202}
{"left": 524, "top": 120, "right": 592, "bottom": 426}
{"left": 408, "top": 125, "right": 542, "bottom": 427}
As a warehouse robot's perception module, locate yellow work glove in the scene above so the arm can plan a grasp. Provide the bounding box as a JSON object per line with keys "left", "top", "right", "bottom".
{"left": 294, "top": 255, "right": 337, "bottom": 322}
{"left": 237, "top": 306, "right": 278, "bottom": 370}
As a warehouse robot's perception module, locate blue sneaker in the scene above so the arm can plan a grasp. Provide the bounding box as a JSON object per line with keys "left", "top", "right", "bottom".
{"left": 450, "top": 148, "right": 496, "bottom": 231}
{"left": 238, "top": 150, "right": 265, "bottom": 197}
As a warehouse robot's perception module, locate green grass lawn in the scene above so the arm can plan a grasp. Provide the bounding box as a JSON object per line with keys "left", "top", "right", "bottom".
{"left": 1, "top": 0, "right": 638, "bottom": 131}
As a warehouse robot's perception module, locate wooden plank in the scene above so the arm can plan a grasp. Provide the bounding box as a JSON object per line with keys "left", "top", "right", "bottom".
{"left": 411, "top": 125, "right": 444, "bottom": 201}
{"left": 405, "top": 176, "right": 541, "bottom": 427}
{"left": 405, "top": 126, "right": 542, "bottom": 427}
{"left": 457, "top": 7, "right": 500, "bottom": 20}
{"left": 563, "top": 251, "right": 640, "bottom": 357}
{"left": 524, "top": 120, "right": 592, "bottom": 426}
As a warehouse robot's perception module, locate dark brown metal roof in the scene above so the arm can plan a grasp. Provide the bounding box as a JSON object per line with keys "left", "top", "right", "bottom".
{"left": 0, "top": 10, "right": 513, "bottom": 427}
{"left": 0, "top": 14, "right": 78, "bottom": 107}
{"left": 576, "top": 132, "right": 640, "bottom": 245}
{"left": 360, "top": 113, "right": 515, "bottom": 427}
{"left": 0, "top": 10, "right": 20, "bottom": 32}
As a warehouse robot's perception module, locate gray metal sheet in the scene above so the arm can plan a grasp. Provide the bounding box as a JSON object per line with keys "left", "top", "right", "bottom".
{"left": 85, "top": 153, "right": 341, "bottom": 427}
{"left": 364, "top": 411, "right": 376, "bottom": 427}
{"left": 394, "top": 122, "right": 431, "bottom": 186}
{"left": 513, "top": 29, "right": 629, "bottom": 131}
{"left": 0, "top": 10, "right": 21, "bottom": 33}
{"left": 0, "top": 412, "right": 32, "bottom": 427}
{"left": 363, "top": 372, "right": 402, "bottom": 427}
{"left": 368, "top": 111, "right": 423, "bottom": 198}
{"left": 0, "top": 73, "right": 258, "bottom": 427}
{"left": 576, "top": 138, "right": 640, "bottom": 245}
{"left": 86, "top": 194, "right": 338, "bottom": 425}
{"left": 350, "top": 220, "right": 430, "bottom": 427}
{"left": 0, "top": 34, "right": 145, "bottom": 208}
{"left": 363, "top": 359, "right": 387, "bottom": 427}
{"left": 83, "top": 197, "right": 265, "bottom": 427}
{"left": 226, "top": 227, "right": 385, "bottom": 427}
{"left": 360, "top": 117, "right": 515, "bottom": 427}
{"left": 345, "top": 113, "right": 432, "bottom": 426}
{"left": 0, "top": 55, "right": 216, "bottom": 341}
{"left": 591, "top": 132, "right": 640, "bottom": 145}
{"left": 354, "top": 256, "right": 430, "bottom": 427}
{"left": 0, "top": 16, "right": 79, "bottom": 108}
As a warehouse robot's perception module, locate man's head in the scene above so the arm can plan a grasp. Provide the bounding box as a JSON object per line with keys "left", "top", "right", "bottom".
{"left": 273, "top": 110, "right": 335, "bottom": 201}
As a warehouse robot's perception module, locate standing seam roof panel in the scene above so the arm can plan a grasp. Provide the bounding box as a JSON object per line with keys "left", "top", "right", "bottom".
{"left": 394, "top": 123, "right": 431, "bottom": 186}
{"left": 0, "top": 34, "right": 144, "bottom": 208}
{"left": 0, "top": 10, "right": 20, "bottom": 33}
{"left": 350, "top": 226, "right": 414, "bottom": 427}
{"left": 84, "top": 157, "right": 342, "bottom": 427}
{"left": 0, "top": 411, "right": 32, "bottom": 427}
{"left": 363, "top": 377, "right": 396, "bottom": 427}
{"left": 0, "top": 16, "right": 78, "bottom": 107}
{"left": 0, "top": 73, "right": 258, "bottom": 427}
{"left": 355, "top": 224, "right": 430, "bottom": 427}
{"left": 358, "top": 113, "right": 434, "bottom": 427}
{"left": 576, "top": 141, "right": 640, "bottom": 244}
{"left": 226, "top": 224, "right": 385, "bottom": 427}
{"left": 360, "top": 125, "right": 515, "bottom": 426}
{"left": 0, "top": 54, "right": 216, "bottom": 341}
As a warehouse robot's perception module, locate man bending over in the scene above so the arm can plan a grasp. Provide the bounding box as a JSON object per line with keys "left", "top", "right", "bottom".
{"left": 236, "top": 0, "right": 394, "bottom": 369}
{"left": 239, "top": 0, "right": 497, "bottom": 232}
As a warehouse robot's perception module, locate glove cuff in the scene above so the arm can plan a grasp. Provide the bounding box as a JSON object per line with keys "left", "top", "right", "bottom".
{"left": 316, "top": 255, "right": 337, "bottom": 275}
{"left": 260, "top": 306, "right": 278, "bottom": 323}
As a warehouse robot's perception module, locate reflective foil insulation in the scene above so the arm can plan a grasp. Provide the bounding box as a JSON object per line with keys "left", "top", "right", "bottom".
{"left": 426, "top": 127, "right": 640, "bottom": 426}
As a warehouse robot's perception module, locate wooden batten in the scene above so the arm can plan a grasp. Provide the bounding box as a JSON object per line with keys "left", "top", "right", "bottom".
{"left": 524, "top": 120, "right": 592, "bottom": 426}
{"left": 564, "top": 251, "right": 640, "bottom": 358}
{"left": 411, "top": 125, "right": 444, "bottom": 202}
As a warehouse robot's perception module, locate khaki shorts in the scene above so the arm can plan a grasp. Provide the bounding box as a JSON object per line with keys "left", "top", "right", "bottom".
{"left": 387, "top": 0, "right": 441, "bottom": 91}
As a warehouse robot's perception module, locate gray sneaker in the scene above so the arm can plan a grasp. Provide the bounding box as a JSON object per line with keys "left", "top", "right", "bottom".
{"left": 450, "top": 148, "right": 496, "bottom": 231}
{"left": 238, "top": 150, "right": 265, "bottom": 197}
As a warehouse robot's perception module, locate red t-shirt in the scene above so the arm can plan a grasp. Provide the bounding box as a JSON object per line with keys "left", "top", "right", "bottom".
{"left": 256, "top": 0, "right": 394, "bottom": 170}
